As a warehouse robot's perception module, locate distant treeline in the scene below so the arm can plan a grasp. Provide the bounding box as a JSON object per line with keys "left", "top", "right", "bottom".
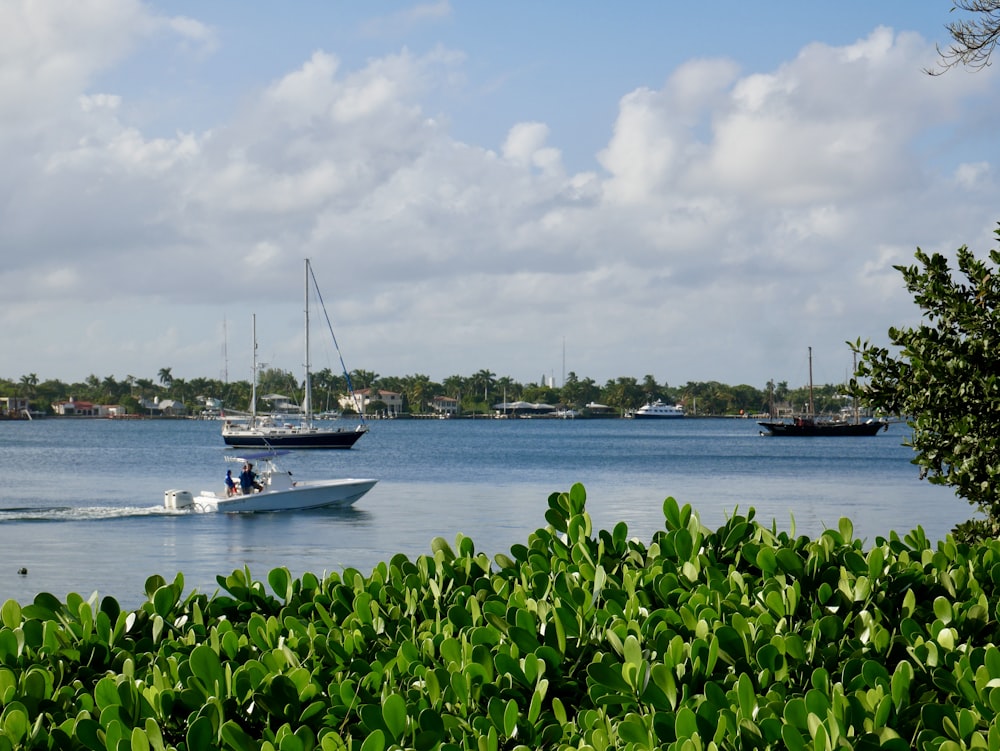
{"left": 2, "top": 366, "right": 858, "bottom": 418}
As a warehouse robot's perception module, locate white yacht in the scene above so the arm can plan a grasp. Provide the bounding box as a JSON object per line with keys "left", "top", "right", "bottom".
{"left": 634, "top": 400, "right": 685, "bottom": 419}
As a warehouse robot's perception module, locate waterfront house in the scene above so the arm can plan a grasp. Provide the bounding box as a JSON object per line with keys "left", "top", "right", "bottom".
{"left": 340, "top": 388, "right": 404, "bottom": 417}
{"left": 51, "top": 398, "right": 107, "bottom": 417}
{"left": 429, "top": 395, "right": 459, "bottom": 417}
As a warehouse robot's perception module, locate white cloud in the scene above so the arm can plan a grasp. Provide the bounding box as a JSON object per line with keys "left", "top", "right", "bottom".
{"left": 0, "top": 13, "right": 998, "bottom": 389}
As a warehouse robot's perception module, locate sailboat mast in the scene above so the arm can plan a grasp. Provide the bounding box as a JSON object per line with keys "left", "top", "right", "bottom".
{"left": 808, "top": 346, "right": 815, "bottom": 417}
{"left": 303, "top": 259, "right": 312, "bottom": 422}
{"left": 251, "top": 314, "right": 258, "bottom": 423}
{"left": 853, "top": 349, "right": 860, "bottom": 425}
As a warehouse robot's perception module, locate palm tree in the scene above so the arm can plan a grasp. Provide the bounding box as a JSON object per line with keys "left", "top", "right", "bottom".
{"left": 641, "top": 374, "right": 660, "bottom": 402}
{"left": 562, "top": 372, "right": 601, "bottom": 408}
{"left": 19, "top": 373, "right": 38, "bottom": 398}
{"left": 442, "top": 375, "right": 465, "bottom": 399}
{"left": 470, "top": 369, "right": 496, "bottom": 404}
{"left": 349, "top": 369, "right": 379, "bottom": 391}
{"left": 101, "top": 375, "right": 119, "bottom": 402}
{"left": 404, "top": 374, "right": 432, "bottom": 414}
{"left": 158, "top": 368, "right": 173, "bottom": 389}
{"left": 135, "top": 378, "right": 155, "bottom": 398}
{"left": 495, "top": 376, "right": 518, "bottom": 402}
{"left": 603, "top": 376, "right": 643, "bottom": 415}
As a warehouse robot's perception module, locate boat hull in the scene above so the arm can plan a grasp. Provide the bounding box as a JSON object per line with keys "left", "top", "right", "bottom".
{"left": 757, "top": 420, "right": 886, "bottom": 436}
{"left": 222, "top": 425, "right": 367, "bottom": 449}
{"left": 181, "top": 478, "right": 377, "bottom": 513}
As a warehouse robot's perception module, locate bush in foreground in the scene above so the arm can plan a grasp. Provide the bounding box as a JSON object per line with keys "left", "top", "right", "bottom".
{"left": 2, "top": 484, "right": 1000, "bottom": 750}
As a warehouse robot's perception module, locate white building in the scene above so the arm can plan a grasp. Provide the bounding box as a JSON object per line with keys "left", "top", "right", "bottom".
{"left": 340, "top": 389, "right": 404, "bottom": 416}
{"left": 429, "top": 395, "right": 459, "bottom": 417}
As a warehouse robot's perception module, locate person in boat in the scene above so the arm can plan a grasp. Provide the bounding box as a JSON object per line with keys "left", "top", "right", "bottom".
{"left": 239, "top": 463, "right": 263, "bottom": 494}
{"left": 225, "top": 469, "right": 237, "bottom": 497}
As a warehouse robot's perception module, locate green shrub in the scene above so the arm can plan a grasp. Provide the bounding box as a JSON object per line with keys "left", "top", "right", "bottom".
{"left": 2, "top": 484, "right": 1000, "bottom": 749}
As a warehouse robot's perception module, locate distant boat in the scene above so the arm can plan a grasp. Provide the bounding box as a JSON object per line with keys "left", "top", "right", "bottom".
{"left": 757, "top": 416, "right": 886, "bottom": 437}
{"left": 758, "top": 347, "right": 887, "bottom": 437}
{"left": 634, "top": 401, "right": 685, "bottom": 419}
{"left": 222, "top": 259, "right": 368, "bottom": 449}
{"left": 163, "top": 451, "right": 376, "bottom": 513}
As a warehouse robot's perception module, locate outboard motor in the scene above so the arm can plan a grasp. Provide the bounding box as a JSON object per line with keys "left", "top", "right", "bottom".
{"left": 164, "top": 489, "right": 194, "bottom": 510}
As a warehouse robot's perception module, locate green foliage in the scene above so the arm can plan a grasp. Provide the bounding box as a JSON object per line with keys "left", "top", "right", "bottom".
{"left": 6, "top": 487, "right": 1000, "bottom": 748}
{"left": 3, "top": 368, "right": 844, "bottom": 420}
{"left": 850, "top": 228, "right": 1000, "bottom": 536}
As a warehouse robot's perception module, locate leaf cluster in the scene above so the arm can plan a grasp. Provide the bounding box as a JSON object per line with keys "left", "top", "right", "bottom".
{"left": 4, "top": 488, "right": 1000, "bottom": 749}
{"left": 849, "top": 231, "right": 1000, "bottom": 527}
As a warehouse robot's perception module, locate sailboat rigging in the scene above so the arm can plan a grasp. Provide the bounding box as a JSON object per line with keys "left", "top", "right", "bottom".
{"left": 221, "top": 259, "right": 368, "bottom": 449}
{"left": 757, "top": 347, "right": 886, "bottom": 437}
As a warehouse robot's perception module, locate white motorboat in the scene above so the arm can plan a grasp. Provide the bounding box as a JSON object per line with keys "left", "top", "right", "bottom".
{"left": 634, "top": 400, "right": 685, "bottom": 418}
{"left": 163, "top": 451, "right": 377, "bottom": 513}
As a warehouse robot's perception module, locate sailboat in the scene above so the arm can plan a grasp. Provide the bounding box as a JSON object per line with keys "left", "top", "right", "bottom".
{"left": 221, "top": 260, "right": 368, "bottom": 449}
{"left": 757, "top": 347, "right": 886, "bottom": 436}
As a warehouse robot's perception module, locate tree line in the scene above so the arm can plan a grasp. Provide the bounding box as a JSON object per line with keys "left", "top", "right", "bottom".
{"left": 1, "top": 365, "right": 857, "bottom": 418}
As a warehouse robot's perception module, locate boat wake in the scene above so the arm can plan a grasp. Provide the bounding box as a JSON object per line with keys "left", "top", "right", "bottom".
{"left": 0, "top": 505, "right": 173, "bottom": 522}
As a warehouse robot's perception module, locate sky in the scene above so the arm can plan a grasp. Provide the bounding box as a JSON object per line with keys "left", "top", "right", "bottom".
{"left": 3, "top": 1, "right": 1000, "bottom": 391}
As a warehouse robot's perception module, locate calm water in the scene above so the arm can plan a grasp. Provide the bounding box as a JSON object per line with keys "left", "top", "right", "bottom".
{"left": 0, "top": 417, "right": 965, "bottom": 607}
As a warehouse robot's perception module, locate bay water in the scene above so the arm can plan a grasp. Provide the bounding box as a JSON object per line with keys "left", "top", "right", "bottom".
{"left": 0, "top": 417, "right": 965, "bottom": 608}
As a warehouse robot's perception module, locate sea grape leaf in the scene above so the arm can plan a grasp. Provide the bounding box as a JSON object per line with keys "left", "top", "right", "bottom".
{"left": 267, "top": 568, "right": 292, "bottom": 602}
{"left": 663, "top": 497, "right": 682, "bottom": 531}
{"left": 144, "top": 575, "right": 166, "bottom": 599}
{"left": 503, "top": 698, "right": 519, "bottom": 737}
{"left": 130, "top": 726, "right": 150, "bottom": 751}
{"left": 151, "top": 586, "right": 178, "bottom": 619}
{"left": 775, "top": 548, "right": 804, "bottom": 577}
{"left": 360, "top": 728, "right": 385, "bottom": 751}
{"left": 220, "top": 720, "right": 256, "bottom": 751}
{"left": 838, "top": 518, "right": 854, "bottom": 543}
{"left": 1, "top": 703, "right": 28, "bottom": 744}
{"left": 382, "top": 693, "right": 407, "bottom": 741}
{"left": 186, "top": 715, "right": 216, "bottom": 751}
{"left": 0, "top": 601, "right": 20, "bottom": 631}
{"left": 674, "top": 706, "right": 698, "bottom": 739}
{"left": 429, "top": 537, "right": 454, "bottom": 559}
{"left": 587, "top": 662, "right": 631, "bottom": 693}
{"left": 189, "top": 645, "right": 224, "bottom": 694}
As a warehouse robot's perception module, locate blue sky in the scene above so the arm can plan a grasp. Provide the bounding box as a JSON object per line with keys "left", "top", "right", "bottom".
{"left": 2, "top": 1, "right": 999, "bottom": 391}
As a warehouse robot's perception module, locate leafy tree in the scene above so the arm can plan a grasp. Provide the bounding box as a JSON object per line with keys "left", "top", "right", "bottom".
{"left": 402, "top": 374, "right": 433, "bottom": 413}
{"left": 521, "top": 383, "right": 560, "bottom": 404}
{"left": 494, "top": 375, "right": 519, "bottom": 401}
{"left": 134, "top": 378, "right": 155, "bottom": 398}
{"left": 470, "top": 369, "right": 496, "bottom": 402}
{"left": 349, "top": 369, "right": 378, "bottom": 390}
{"left": 640, "top": 374, "right": 660, "bottom": 402}
{"left": 731, "top": 383, "right": 766, "bottom": 415}
{"left": 849, "top": 233, "right": 1000, "bottom": 538}
{"left": 602, "top": 376, "right": 644, "bottom": 414}
{"left": 442, "top": 374, "right": 465, "bottom": 399}
{"left": 312, "top": 367, "right": 348, "bottom": 405}
{"left": 257, "top": 368, "right": 298, "bottom": 399}
{"left": 19, "top": 373, "right": 38, "bottom": 397}
{"left": 561, "top": 371, "right": 601, "bottom": 408}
